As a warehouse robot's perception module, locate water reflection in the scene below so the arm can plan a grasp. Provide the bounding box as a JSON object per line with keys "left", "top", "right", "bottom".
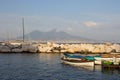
{"left": 61, "top": 63, "right": 93, "bottom": 71}
{"left": 62, "top": 61, "right": 120, "bottom": 75}
{"left": 38, "top": 53, "right": 60, "bottom": 60}
{"left": 95, "top": 65, "right": 102, "bottom": 71}
{"left": 102, "top": 68, "right": 120, "bottom": 75}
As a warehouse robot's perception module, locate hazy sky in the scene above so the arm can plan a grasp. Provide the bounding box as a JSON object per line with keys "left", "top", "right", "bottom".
{"left": 0, "top": 0, "right": 120, "bottom": 42}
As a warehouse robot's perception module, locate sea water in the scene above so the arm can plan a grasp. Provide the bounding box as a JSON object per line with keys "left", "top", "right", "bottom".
{"left": 0, "top": 53, "right": 120, "bottom": 80}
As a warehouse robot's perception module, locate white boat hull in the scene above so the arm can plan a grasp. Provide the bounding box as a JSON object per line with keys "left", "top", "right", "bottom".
{"left": 95, "top": 60, "right": 102, "bottom": 65}
{"left": 61, "top": 60, "right": 94, "bottom": 67}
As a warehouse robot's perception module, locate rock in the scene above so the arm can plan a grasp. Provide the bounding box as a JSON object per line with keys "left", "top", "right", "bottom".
{"left": 0, "top": 41, "right": 120, "bottom": 53}
{"left": 0, "top": 45, "right": 11, "bottom": 52}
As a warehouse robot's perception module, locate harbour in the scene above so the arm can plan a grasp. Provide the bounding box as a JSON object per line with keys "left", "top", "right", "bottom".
{"left": 0, "top": 0, "right": 120, "bottom": 80}
{"left": 0, "top": 53, "right": 120, "bottom": 80}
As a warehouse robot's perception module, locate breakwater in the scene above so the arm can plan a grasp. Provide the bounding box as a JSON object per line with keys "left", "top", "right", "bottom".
{"left": 0, "top": 41, "right": 120, "bottom": 53}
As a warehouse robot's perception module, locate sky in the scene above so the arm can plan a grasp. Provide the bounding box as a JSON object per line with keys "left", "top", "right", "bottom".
{"left": 0, "top": 0, "right": 120, "bottom": 42}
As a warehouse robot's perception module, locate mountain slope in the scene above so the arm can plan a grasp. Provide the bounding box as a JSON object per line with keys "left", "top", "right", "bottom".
{"left": 18, "top": 29, "right": 93, "bottom": 42}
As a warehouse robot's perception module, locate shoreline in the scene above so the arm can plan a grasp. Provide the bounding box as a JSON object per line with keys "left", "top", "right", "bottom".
{"left": 0, "top": 41, "right": 120, "bottom": 53}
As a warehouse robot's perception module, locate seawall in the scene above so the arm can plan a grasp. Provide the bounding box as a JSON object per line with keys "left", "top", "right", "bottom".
{"left": 0, "top": 41, "right": 120, "bottom": 53}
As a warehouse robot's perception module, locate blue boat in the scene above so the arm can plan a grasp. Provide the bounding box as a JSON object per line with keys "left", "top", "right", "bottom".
{"left": 63, "top": 53, "right": 97, "bottom": 61}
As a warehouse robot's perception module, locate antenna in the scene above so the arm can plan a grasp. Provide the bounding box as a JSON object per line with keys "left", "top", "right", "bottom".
{"left": 22, "top": 18, "right": 25, "bottom": 42}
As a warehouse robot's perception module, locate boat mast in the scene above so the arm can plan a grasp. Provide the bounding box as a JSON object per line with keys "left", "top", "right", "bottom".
{"left": 22, "top": 18, "right": 25, "bottom": 42}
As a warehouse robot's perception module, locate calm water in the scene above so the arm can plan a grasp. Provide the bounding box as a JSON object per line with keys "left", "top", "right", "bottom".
{"left": 0, "top": 53, "right": 120, "bottom": 80}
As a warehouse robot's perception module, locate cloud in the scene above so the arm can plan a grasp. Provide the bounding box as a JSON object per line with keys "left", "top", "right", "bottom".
{"left": 82, "top": 21, "right": 100, "bottom": 27}
{"left": 0, "top": 14, "right": 120, "bottom": 41}
{"left": 67, "top": 27, "right": 72, "bottom": 31}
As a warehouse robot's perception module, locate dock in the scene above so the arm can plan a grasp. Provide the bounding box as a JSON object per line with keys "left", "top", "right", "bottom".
{"left": 102, "top": 65, "right": 120, "bottom": 69}
{"left": 102, "top": 60, "right": 120, "bottom": 69}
